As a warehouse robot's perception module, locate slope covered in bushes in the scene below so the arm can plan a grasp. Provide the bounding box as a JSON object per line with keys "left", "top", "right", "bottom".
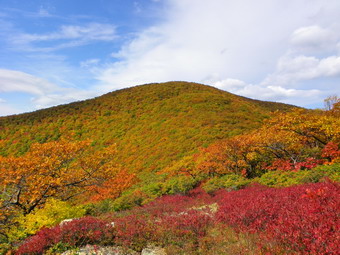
{"left": 16, "top": 181, "right": 340, "bottom": 255}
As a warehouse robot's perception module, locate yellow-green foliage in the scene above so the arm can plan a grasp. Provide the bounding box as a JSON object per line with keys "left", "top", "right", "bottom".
{"left": 162, "top": 175, "right": 198, "bottom": 195}
{"left": 8, "top": 198, "right": 86, "bottom": 240}
{"left": 0, "top": 82, "right": 295, "bottom": 181}
{"left": 256, "top": 163, "right": 340, "bottom": 187}
{"left": 255, "top": 170, "right": 312, "bottom": 187}
{"left": 107, "top": 176, "right": 199, "bottom": 212}
{"left": 203, "top": 174, "right": 251, "bottom": 193}
{"left": 112, "top": 190, "right": 146, "bottom": 211}
{"left": 202, "top": 164, "right": 340, "bottom": 193}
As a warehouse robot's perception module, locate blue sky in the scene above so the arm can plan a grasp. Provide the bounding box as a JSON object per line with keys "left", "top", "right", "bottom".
{"left": 0, "top": 0, "right": 340, "bottom": 116}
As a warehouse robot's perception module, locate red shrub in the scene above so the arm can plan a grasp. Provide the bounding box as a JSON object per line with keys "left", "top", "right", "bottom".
{"left": 216, "top": 182, "right": 340, "bottom": 254}
{"left": 322, "top": 142, "right": 340, "bottom": 162}
{"left": 114, "top": 191, "right": 214, "bottom": 250}
{"left": 266, "top": 158, "right": 325, "bottom": 171}
{"left": 16, "top": 183, "right": 339, "bottom": 254}
{"left": 159, "top": 209, "right": 213, "bottom": 239}
{"left": 16, "top": 217, "right": 114, "bottom": 255}
{"left": 114, "top": 214, "right": 154, "bottom": 250}
{"left": 266, "top": 159, "right": 294, "bottom": 171}
{"left": 16, "top": 227, "right": 61, "bottom": 255}
{"left": 294, "top": 157, "right": 325, "bottom": 170}
{"left": 141, "top": 187, "right": 212, "bottom": 216}
{"left": 58, "top": 217, "right": 115, "bottom": 246}
{"left": 141, "top": 193, "right": 192, "bottom": 216}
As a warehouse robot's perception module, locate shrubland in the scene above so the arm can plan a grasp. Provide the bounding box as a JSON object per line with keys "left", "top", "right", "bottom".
{"left": 0, "top": 83, "right": 339, "bottom": 254}
{"left": 14, "top": 182, "right": 340, "bottom": 255}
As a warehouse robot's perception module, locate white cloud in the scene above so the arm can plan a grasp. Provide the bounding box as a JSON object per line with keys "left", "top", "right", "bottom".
{"left": 26, "top": 23, "right": 116, "bottom": 41}
{"left": 80, "top": 59, "right": 100, "bottom": 68}
{"left": 0, "top": 69, "right": 58, "bottom": 95}
{"left": 31, "top": 90, "right": 97, "bottom": 109}
{"left": 290, "top": 25, "right": 338, "bottom": 52}
{"left": 233, "top": 84, "right": 320, "bottom": 103}
{"left": 213, "top": 79, "right": 248, "bottom": 91}
{"left": 212, "top": 78, "right": 321, "bottom": 105}
{"left": 0, "top": 69, "right": 98, "bottom": 110}
{"left": 0, "top": 104, "right": 21, "bottom": 116}
{"left": 37, "top": 6, "right": 52, "bottom": 17}
{"left": 11, "top": 23, "right": 117, "bottom": 51}
{"left": 262, "top": 55, "right": 340, "bottom": 87}
{"left": 0, "top": 97, "right": 21, "bottom": 116}
{"left": 94, "top": 0, "right": 340, "bottom": 107}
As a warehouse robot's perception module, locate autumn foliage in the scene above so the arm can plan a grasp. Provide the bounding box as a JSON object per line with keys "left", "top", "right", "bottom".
{"left": 0, "top": 83, "right": 339, "bottom": 254}
{"left": 163, "top": 107, "right": 340, "bottom": 180}
{"left": 0, "top": 140, "right": 135, "bottom": 241}
{"left": 0, "top": 82, "right": 294, "bottom": 177}
{"left": 216, "top": 182, "right": 340, "bottom": 254}
{"left": 15, "top": 182, "right": 339, "bottom": 254}
{"left": 16, "top": 217, "right": 115, "bottom": 255}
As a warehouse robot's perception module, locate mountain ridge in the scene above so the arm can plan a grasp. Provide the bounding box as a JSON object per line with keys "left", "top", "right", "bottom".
{"left": 0, "top": 81, "right": 296, "bottom": 175}
{"left": 0, "top": 81, "right": 296, "bottom": 120}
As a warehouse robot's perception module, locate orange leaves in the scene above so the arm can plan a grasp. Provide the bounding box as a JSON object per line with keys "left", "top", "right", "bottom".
{"left": 267, "top": 108, "right": 340, "bottom": 146}
{"left": 193, "top": 133, "right": 268, "bottom": 178}
{"left": 88, "top": 169, "right": 137, "bottom": 202}
{"left": 322, "top": 142, "right": 340, "bottom": 163}
{"left": 161, "top": 133, "right": 266, "bottom": 179}
{"left": 0, "top": 140, "right": 120, "bottom": 217}
{"left": 163, "top": 107, "right": 340, "bottom": 180}
{"left": 0, "top": 140, "right": 138, "bottom": 242}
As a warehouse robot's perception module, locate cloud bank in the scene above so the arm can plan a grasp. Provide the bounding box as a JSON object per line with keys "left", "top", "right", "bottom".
{"left": 1, "top": 0, "right": 340, "bottom": 116}
{"left": 0, "top": 69, "right": 97, "bottom": 112}
{"left": 95, "top": 0, "right": 340, "bottom": 107}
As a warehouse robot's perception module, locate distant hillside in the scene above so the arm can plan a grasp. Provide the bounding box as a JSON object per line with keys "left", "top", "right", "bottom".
{"left": 0, "top": 81, "right": 295, "bottom": 175}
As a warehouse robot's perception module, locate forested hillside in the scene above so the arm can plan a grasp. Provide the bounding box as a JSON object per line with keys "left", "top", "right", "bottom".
{"left": 0, "top": 81, "right": 294, "bottom": 175}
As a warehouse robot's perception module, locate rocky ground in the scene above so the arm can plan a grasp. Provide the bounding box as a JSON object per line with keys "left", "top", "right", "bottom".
{"left": 62, "top": 244, "right": 167, "bottom": 255}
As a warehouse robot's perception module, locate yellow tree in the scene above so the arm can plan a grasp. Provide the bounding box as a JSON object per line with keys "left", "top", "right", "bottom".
{"left": 267, "top": 108, "right": 340, "bottom": 146}
{"left": 254, "top": 107, "right": 340, "bottom": 169}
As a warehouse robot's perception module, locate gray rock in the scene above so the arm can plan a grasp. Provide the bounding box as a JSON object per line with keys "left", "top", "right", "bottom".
{"left": 59, "top": 218, "right": 76, "bottom": 226}
{"left": 61, "top": 244, "right": 167, "bottom": 255}
{"left": 62, "top": 245, "right": 138, "bottom": 255}
{"left": 141, "top": 245, "right": 167, "bottom": 255}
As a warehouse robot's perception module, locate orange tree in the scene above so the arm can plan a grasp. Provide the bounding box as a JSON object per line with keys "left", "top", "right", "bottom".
{"left": 165, "top": 106, "right": 340, "bottom": 180}
{"left": 0, "top": 140, "right": 132, "bottom": 240}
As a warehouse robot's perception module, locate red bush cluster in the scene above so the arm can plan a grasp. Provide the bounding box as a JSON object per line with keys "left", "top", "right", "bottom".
{"left": 16, "top": 227, "right": 61, "bottom": 255}
{"left": 265, "top": 157, "right": 325, "bottom": 171}
{"left": 16, "top": 183, "right": 339, "bottom": 254}
{"left": 16, "top": 217, "right": 115, "bottom": 255}
{"left": 142, "top": 187, "right": 212, "bottom": 215}
{"left": 216, "top": 182, "right": 340, "bottom": 254}
{"left": 113, "top": 188, "right": 214, "bottom": 251}
{"left": 322, "top": 142, "right": 340, "bottom": 162}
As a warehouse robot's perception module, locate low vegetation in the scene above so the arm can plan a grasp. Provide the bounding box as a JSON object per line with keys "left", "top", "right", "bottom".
{"left": 0, "top": 82, "right": 339, "bottom": 254}
{"left": 15, "top": 182, "right": 339, "bottom": 255}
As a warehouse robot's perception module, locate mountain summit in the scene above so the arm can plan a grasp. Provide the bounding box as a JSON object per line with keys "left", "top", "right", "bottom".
{"left": 0, "top": 81, "right": 295, "bottom": 174}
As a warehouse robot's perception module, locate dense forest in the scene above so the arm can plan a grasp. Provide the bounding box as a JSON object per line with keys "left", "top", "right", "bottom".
{"left": 0, "top": 82, "right": 339, "bottom": 254}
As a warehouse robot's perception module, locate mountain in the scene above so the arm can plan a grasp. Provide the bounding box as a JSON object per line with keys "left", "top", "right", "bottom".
{"left": 0, "top": 81, "right": 295, "bottom": 175}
